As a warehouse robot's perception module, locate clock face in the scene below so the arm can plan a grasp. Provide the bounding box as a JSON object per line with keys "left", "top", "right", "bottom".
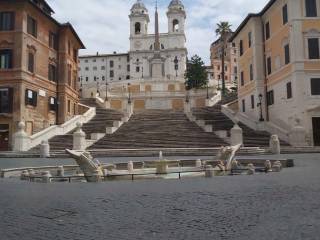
{"left": 134, "top": 41, "right": 142, "bottom": 49}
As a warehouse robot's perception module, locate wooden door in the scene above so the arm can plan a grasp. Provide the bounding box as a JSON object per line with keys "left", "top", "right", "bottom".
{"left": 312, "top": 118, "right": 320, "bottom": 146}
{"left": 0, "top": 124, "right": 9, "bottom": 151}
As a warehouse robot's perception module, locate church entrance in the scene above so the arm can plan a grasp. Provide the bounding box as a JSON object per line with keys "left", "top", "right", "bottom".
{"left": 312, "top": 118, "right": 320, "bottom": 146}
{"left": 0, "top": 124, "right": 9, "bottom": 151}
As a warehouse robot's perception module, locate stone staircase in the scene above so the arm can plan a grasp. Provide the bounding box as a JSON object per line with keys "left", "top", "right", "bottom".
{"left": 90, "top": 110, "right": 228, "bottom": 150}
{"left": 192, "top": 102, "right": 290, "bottom": 147}
{"left": 30, "top": 99, "right": 124, "bottom": 152}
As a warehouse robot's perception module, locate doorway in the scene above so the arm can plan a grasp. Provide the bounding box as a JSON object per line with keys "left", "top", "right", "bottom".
{"left": 312, "top": 117, "right": 320, "bottom": 146}
{"left": 0, "top": 124, "right": 9, "bottom": 151}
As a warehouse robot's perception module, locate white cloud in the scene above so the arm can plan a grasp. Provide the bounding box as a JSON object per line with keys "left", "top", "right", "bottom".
{"left": 47, "top": 0, "right": 269, "bottom": 64}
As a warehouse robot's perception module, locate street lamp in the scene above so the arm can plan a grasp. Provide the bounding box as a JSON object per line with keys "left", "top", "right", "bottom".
{"left": 257, "top": 94, "right": 265, "bottom": 122}
{"left": 186, "top": 90, "right": 190, "bottom": 103}
{"left": 96, "top": 81, "right": 100, "bottom": 96}
{"left": 206, "top": 83, "right": 209, "bottom": 99}
{"left": 105, "top": 81, "right": 109, "bottom": 101}
{"left": 127, "top": 83, "right": 131, "bottom": 104}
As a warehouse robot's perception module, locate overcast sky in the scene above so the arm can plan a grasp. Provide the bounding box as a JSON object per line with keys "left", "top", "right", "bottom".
{"left": 46, "top": 0, "right": 269, "bottom": 64}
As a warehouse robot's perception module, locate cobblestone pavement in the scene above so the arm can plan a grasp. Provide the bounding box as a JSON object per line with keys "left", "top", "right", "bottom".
{"left": 0, "top": 153, "right": 320, "bottom": 240}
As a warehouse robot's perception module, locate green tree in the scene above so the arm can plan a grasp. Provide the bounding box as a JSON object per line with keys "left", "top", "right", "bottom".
{"left": 215, "top": 21, "right": 232, "bottom": 97}
{"left": 185, "top": 55, "right": 208, "bottom": 90}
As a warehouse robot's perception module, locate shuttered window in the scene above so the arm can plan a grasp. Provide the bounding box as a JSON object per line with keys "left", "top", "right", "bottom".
{"left": 0, "top": 49, "right": 13, "bottom": 69}
{"left": 308, "top": 38, "right": 320, "bottom": 59}
{"left": 287, "top": 82, "right": 292, "bottom": 99}
{"left": 0, "top": 88, "right": 13, "bottom": 113}
{"left": 311, "top": 78, "right": 320, "bottom": 95}
{"left": 0, "top": 12, "right": 14, "bottom": 31}
{"left": 27, "top": 15, "right": 37, "bottom": 37}
{"left": 25, "top": 89, "right": 37, "bottom": 107}
{"left": 305, "top": 0, "right": 317, "bottom": 17}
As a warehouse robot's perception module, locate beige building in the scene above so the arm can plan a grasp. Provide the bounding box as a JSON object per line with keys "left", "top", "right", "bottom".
{"left": 210, "top": 33, "right": 237, "bottom": 89}
{"left": 0, "top": 0, "right": 84, "bottom": 150}
{"left": 230, "top": 0, "right": 320, "bottom": 146}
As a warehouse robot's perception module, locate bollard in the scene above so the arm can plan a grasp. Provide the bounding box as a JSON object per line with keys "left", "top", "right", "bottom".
{"left": 230, "top": 124, "right": 243, "bottom": 146}
{"left": 128, "top": 161, "right": 134, "bottom": 173}
{"left": 57, "top": 166, "right": 65, "bottom": 177}
{"left": 195, "top": 159, "right": 202, "bottom": 168}
{"left": 41, "top": 171, "right": 52, "bottom": 183}
{"left": 269, "top": 135, "right": 281, "bottom": 154}
{"left": 40, "top": 140, "right": 50, "bottom": 158}
{"left": 205, "top": 165, "right": 214, "bottom": 178}
{"left": 247, "top": 164, "right": 255, "bottom": 175}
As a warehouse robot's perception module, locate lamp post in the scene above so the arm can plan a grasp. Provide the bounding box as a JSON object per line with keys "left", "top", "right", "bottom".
{"left": 127, "top": 83, "right": 131, "bottom": 104}
{"left": 105, "top": 81, "right": 109, "bottom": 101}
{"left": 257, "top": 94, "right": 264, "bottom": 122}
{"left": 206, "top": 83, "right": 209, "bottom": 99}
{"left": 96, "top": 81, "right": 100, "bottom": 96}
{"left": 186, "top": 90, "right": 190, "bottom": 103}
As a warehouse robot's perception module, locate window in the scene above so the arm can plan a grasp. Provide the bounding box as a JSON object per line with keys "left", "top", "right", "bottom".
{"left": 74, "top": 103, "right": 76, "bottom": 115}
{"left": 101, "top": 66, "right": 106, "bottom": 70}
{"left": 240, "top": 71, "right": 244, "bottom": 86}
{"left": 0, "top": 49, "right": 13, "bottom": 69}
{"left": 73, "top": 49, "right": 77, "bottom": 62}
{"left": 110, "top": 70, "right": 114, "bottom": 78}
{"left": 127, "top": 55, "right": 130, "bottom": 62}
{"left": 68, "top": 41, "right": 71, "bottom": 55}
{"left": 25, "top": 89, "right": 37, "bottom": 107}
{"left": 110, "top": 60, "right": 114, "bottom": 68}
{"left": 67, "top": 100, "right": 71, "bottom": 113}
{"left": 251, "top": 95, "right": 255, "bottom": 109}
{"left": 49, "top": 32, "right": 58, "bottom": 50}
{"left": 234, "top": 66, "right": 237, "bottom": 74}
{"left": 242, "top": 99, "right": 246, "bottom": 112}
{"left": 173, "top": 19, "right": 179, "bottom": 32}
{"left": 28, "top": 52, "right": 34, "bottom": 73}
{"left": 136, "top": 66, "right": 140, "bottom": 73}
{"left": 267, "top": 90, "right": 274, "bottom": 106}
{"left": 102, "top": 76, "right": 105, "bottom": 81}
{"left": 68, "top": 65, "right": 71, "bottom": 86}
{"left": 250, "top": 64, "right": 253, "bottom": 81}
{"left": 287, "top": 82, "right": 292, "bottom": 99}
{"left": 85, "top": 67, "right": 89, "bottom": 71}
{"left": 248, "top": 32, "right": 252, "bottom": 48}
{"left": 0, "top": 12, "right": 14, "bottom": 31}
{"left": 265, "top": 22, "right": 270, "bottom": 40}
{"left": 308, "top": 38, "right": 320, "bottom": 59}
{"left": 85, "top": 59, "right": 88, "bottom": 63}
{"left": 48, "top": 64, "right": 57, "bottom": 82}
{"left": 135, "top": 22, "right": 141, "bottom": 34}
{"left": 94, "top": 76, "right": 97, "bottom": 81}
{"left": 85, "top": 77, "right": 88, "bottom": 82}
{"left": 27, "top": 15, "right": 37, "bottom": 37}
{"left": 93, "top": 66, "right": 97, "bottom": 71}
{"left": 126, "top": 75, "right": 130, "bottom": 80}
{"left": 305, "top": 0, "right": 317, "bottom": 17}
{"left": 92, "top": 59, "right": 96, "bottom": 62}
{"left": 127, "top": 65, "right": 130, "bottom": 72}
{"left": 239, "top": 40, "right": 243, "bottom": 56}
{"left": 284, "top": 44, "right": 290, "bottom": 64}
{"left": 267, "top": 57, "right": 272, "bottom": 75}
{"left": 49, "top": 97, "right": 57, "bottom": 111}
{"left": 282, "top": 4, "right": 288, "bottom": 24}
{"left": 0, "top": 88, "right": 13, "bottom": 113}
{"left": 225, "top": 66, "right": 228, "bottom": 71}
{"left": 311, "top": 78, "right": 320, "bottom": 95}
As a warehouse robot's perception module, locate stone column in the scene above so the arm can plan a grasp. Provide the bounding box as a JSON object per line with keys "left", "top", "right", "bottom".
{"left": 13, "top": 122, "right": 30, "bottom": 152}
{"left": 230, "top": 124, "right": 243, "bottom": 146}
{"left": 73, "top": 122, "right": 87, "bottom": 151}
{"left": 289, "top": 119, "right": 308, "bottom": 147}
{"left": 40, "top": 140, "right": 50, "bottom": 158}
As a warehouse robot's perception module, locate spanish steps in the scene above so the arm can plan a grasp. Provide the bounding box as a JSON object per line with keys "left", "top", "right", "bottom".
{"left": 90, "top": 109, "right": 228, "bottom": 149}
{"left": 192, "top": 101, "right": 290, "bottom": 147}
{"left": 31, "top": 99, "right": 124, "bottom": 152}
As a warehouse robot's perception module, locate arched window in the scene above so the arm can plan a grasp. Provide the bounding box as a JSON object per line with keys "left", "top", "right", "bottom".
{"left": 135, "top": 22, "right": 141, "bottom": 34}
{"left": 161, "top": 44, "right": 165, "bottom": 49}
{"left": 150, "top": 44, "right": 153, "bottom": 50}
{"left": 173, "top": 19, "right": 179, "bottom": 32}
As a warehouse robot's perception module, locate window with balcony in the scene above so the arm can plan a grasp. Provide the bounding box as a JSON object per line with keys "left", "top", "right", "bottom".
{"left": 48, "top": 64, "right": 57, "bottom": 82}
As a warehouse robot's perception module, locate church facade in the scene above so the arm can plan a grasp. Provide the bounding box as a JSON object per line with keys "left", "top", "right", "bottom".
{"left": 78, "top": 0, "right": 205, "bottom": 110}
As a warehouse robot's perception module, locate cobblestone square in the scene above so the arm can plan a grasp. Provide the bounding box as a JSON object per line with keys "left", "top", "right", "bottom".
{"left": 0, "top": 153, "right": 319, "bottom": 240}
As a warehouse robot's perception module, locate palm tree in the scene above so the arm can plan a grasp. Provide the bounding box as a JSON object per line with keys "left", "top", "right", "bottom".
{"left": 215, "top": 21, "right": 232, "bottom": 97}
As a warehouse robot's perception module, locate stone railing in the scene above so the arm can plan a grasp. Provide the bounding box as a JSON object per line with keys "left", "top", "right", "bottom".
{"left": 221, "top": 102, "right": 290, "bottom": 143}
{"left": 205, "top": 92, "right": 221, "bottom": 107}
{"left": 13, "top": 104, "right": 96, "bottom": 152}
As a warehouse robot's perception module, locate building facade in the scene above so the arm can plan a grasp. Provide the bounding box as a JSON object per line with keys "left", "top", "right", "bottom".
{"left": 79, "top": 0, "right": 190, "bottom": 110}
{"left": 0, "top": 0, "right": 84, "bottom": 150}
{"left": 230, "top": 0, "right": 320, "bottom": 146}
{"left": 210, "top": 33, "right": 238, "bottom": 90}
